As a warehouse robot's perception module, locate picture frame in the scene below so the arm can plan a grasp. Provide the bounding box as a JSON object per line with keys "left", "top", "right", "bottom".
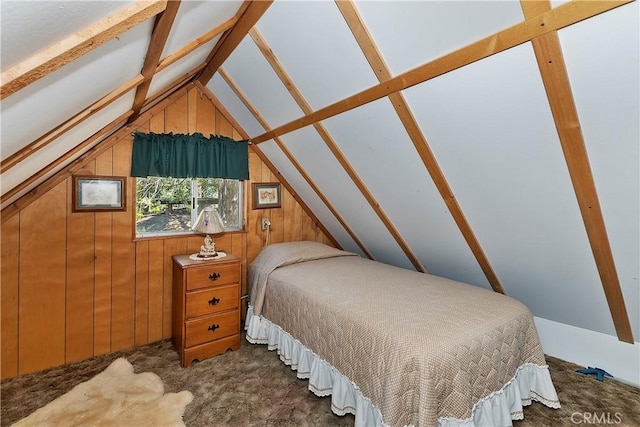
{"left": 252, "top": 182, "right": 281, "bottom": 209}
{"left": 73, "top": 175, "right": 126, "bottom": 212}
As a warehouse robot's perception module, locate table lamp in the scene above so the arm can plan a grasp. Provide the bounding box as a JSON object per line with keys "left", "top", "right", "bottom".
{"left": 192, "top": 206, "right": 224, "bottom": 258}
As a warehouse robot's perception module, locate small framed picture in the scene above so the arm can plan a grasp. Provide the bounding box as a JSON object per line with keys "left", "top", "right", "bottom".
{"left": 73, "top": 176, "right": 126, "bottom": 212}
{"left": 252, "top": 182, "right": 281, "bottom": 209}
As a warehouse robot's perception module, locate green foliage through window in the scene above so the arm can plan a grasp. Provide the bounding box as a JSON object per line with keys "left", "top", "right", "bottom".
{"left": 135, "top": 177, "right": 241, "bottom": 236}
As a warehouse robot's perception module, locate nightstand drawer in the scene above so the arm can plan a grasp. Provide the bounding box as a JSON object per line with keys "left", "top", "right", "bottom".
{"left": 186, "top": 263, "right": 240, "bottom": 290}
{"left": 186, "top": 284, "right": 239, "bottom": 318}
{"left": 184, "top": 311, "right": 239, "bottom": 348}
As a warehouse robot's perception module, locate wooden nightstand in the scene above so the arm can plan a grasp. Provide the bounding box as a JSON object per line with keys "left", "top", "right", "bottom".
{"left": 172, "top": 253, "right": 241, "bottom": 367}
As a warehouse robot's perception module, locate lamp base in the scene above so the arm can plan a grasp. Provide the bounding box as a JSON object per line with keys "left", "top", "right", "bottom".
{"left": 197, "top": 252, "right": 218, "bottom": 258}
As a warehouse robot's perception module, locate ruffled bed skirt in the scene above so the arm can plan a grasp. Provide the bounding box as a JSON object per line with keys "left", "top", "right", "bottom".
{"left": 245, "top": 306, "right": 560, "bottom": 427}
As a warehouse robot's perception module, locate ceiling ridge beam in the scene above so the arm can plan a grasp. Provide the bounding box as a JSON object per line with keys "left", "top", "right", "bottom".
{"left": 245, "top": 29, "right": 426, "bottom": 272}
{"left": 156, "top": 17, "right": 238, "bottom": 73}
{"left": 214, "top": 68, "right": 374, "bottom": 260}
{"left": 194, "top": 81, "right": 342, "bottom": 250}
{"left": 251, "top": 0, "right": 632, "bottom": 144}
{"left": 521, "top": 1, "right": 633, "bottom": 343}
{"left": 1, "top": 0, "right": 168, "bottom": 100}
{"left": 1, "top": 75, "right": 144, "bottom": 175}
{"left": 1, "top": 83, "right": 196, "bottom": 222}
{"left": 130, "top": 0, "right": 182, "bottom": 121}
{"left": 196, "top": 0, "right": 273, "bottom": 86}
{"left": 140, "top": 63, "right": 206, "bottom": 113}
{"left": 335, "top": 0, "right": 505, "bottom": 293}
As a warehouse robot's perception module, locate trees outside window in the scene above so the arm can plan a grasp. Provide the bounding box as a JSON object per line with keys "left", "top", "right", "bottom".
{"left": 135, "top": 177, "right": 242, "bottom": 237}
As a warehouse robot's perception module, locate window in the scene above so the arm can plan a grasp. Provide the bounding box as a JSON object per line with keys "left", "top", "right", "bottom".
{"left": 135, "top": 177, "right": 242, "bottom": 237}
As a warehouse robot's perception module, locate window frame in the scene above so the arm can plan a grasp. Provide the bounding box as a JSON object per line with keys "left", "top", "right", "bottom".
{"left": 134, "top": 177, "right": 243, "bottom": 239}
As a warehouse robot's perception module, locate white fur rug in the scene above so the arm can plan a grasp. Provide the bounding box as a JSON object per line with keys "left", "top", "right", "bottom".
{"left": 13, "top": 358, "right": 193, "bottom": 427}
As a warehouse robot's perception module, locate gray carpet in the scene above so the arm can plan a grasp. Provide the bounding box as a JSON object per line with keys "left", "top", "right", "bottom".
{"left": 2, "top": 334, "right": 639, "bottom": 426}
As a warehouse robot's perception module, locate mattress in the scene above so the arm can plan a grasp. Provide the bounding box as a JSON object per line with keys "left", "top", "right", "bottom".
{"left": 246, "top": 241, "right": 559, "bottom": 426}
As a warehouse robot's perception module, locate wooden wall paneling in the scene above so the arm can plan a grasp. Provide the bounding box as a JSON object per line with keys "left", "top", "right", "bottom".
{"left": 302, "top": 211, "right": 316, "bottom": 242}
{"left": 247, "top": 150, "right": 264, "bottom": 263}
{"left": 110, "top": 138, "right": 136, "bottom": 351}
{"left": 65, "top": 162, "right": 96, "bottom": 363}
{"left": 18, "top": 183, "right": 67, "bottom": 375}
{"left": 196, "top": 89, "right": 216, "bottom": 135}
{"left": 135, "top": 240, "right": 149, "bottom": 346}
{"left": 162, "top": 238, "right": 187, "bottom": 339}
{"left": 165, "top": 93, "right": 189, "bottom": 133}
{"left": 521, "top": 0, "right": 633, "bottom": 343}
{"left": 1, "top": 214, "right": 20, "bottom": 379}
{"left": 187, "top": 235, "right": 203, "bottom": 255}
{"left": 216, "top": 108, "right": 234, "bottom": 137}
{"left": 147, "top": 239, "right": 164, "bottom": 343}
{"left": 94, "top": 150, "right": 114, "bottom": 355}
{"left": 187, "top": 88, "right": 199, "bottom": 133}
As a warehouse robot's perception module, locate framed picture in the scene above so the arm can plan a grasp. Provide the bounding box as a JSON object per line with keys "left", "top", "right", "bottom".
{"left": 73, "top": 176, "right": 126, "bottom": 212}
{"left": 252, "top": 182, "right": 281, "bottom": 209}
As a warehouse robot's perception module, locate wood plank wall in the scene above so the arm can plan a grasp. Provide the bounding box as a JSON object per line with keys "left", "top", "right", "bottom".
{"left": 0, "top": 87, "right": 331, "bottom": 379}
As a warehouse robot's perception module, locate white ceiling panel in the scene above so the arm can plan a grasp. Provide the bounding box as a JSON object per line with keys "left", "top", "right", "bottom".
{"left": 256, "top": 0, "right": 378, "bottom": 110}
{"left": 258, "top": 140, "right": 365, "bottom": 257}
{"left": 162, "top": 0, "right": 241, "bottom": 59}
{"left": 1, "top": 1, "right": 132, "bottom": 70}
{"left": 279, "top": 125, "right": 413, "bottom": 270}
{"left": 1, "top": 92, "right": 134, "bottom": 198}
{"left": 147, "top": 39, "right": 218, "bottom": 98}
{"left": 223, "top": 37, "right": 304, "bottom": 129}
{"left": 559, "top": 2, "right": 640, "bottom": 338}
{"left": 323, "top": 96, "right": 491, "bottom": 289}
{"left": 1, "top": 21, "right": 151, "bottom": 161}
{"left": 404, "top": 43, "right": 616, "bottom": 336}
{"left": 208, "top": 73, "right": 265, "bottom": 138}
{"left": 355, "top": 0, "right": 524, "bottom": 76}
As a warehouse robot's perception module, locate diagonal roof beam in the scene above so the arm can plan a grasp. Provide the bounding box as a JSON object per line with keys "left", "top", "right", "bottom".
{"left": 156, "top": 16, "right": 237, "bottom": 73}
{"left": 251, "top": 0, "right": 632, "bottom": 144}
{"left": 130, "top": 0, "right": 182, "bottom": 121}
{"left": 521, "top": 0, "right": 633, "bottom": 343}
{"left": 1, "top": 0, "right": 167, "bottom": 100}
{"left": 215, "top": 68, "right": 374, "bottom": 260}
{"left": 194, "top": 82, "right": 342, "bottom": 250}
{"left": 335, "top": 0, "right": 505, "bottom": 294}
{"left": 196, "top": 0, "right": 273, "bottom": 86}
{"left": 1, "top": 75, "right": 143, "bottom": 175}
{"left": 246, "top": 29, "right": 426, "bottom": 272}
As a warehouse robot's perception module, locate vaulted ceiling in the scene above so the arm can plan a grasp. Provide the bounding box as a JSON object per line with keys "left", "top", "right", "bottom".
{"left": 1, "top": 1, "right": 638, "bottom": 345}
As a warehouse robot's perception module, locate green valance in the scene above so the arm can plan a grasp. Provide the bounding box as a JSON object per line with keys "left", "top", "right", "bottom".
{"left": 130, "top": 132, "right": 249, "bottom": 179}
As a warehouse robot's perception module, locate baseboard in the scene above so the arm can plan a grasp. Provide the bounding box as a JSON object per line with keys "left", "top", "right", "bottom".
{"left": 534, "top": 317, "right": 640, "bottom": 387}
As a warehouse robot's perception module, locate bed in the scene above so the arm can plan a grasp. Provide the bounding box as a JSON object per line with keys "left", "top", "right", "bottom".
{"left": 245, "top": 241, "right": 560, "bottom": 426}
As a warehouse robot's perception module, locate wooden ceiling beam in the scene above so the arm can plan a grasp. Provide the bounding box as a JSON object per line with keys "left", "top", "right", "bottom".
{"left": 130, "top": 0, "right": 182, "bottom": 121}
{"left": 196, "top": 0, "right": 273, "bottom": 86}
{"left": 0, "top": 110, "right": 133, "bottom": 209}
{"left": 156, "top": 17, "right": 238, "bottom": 73}
{"left": 1, "top": 75, "right": 144, "bottom": 175}
{"left": 1, "top": 0, "right": 167, "bottom": 100}
{"left": 251, "top": 0, "right": 632, "bottom": 144}
{"left": 194, "top": 82, "right": 342, "bottom": 250}
{"left": 214, "top": 69, "right": 373, "bottom": 260}
{"left": 521, "top": 0, "right": 633, "bottom": 343}
{"left": 335, "top": 0, "right": 506, "bottom": 294}
{"left": 246, "top": 29, "right": 426, "bottom": 272}
{"left": 1, "top": 83, "right": 196, "bottom": 222}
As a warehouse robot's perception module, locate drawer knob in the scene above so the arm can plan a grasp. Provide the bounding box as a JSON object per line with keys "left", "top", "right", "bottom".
{"left": 208, "top": 272, "right": 221, "bottom": 281}
{"left": 207, "top": 324, "right": 220, "bottom": 332}
{"left": 208, "top": 297, "right": 220, "bottom": 306}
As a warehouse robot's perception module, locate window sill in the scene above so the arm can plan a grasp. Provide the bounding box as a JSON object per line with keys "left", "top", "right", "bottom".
{"left": 133, "top": 228, "right": 247, "bottom": 242}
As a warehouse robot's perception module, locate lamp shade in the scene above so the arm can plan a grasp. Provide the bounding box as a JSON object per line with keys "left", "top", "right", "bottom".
{"left": 192, "top": 206, "right": 224, "bottom": 234}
